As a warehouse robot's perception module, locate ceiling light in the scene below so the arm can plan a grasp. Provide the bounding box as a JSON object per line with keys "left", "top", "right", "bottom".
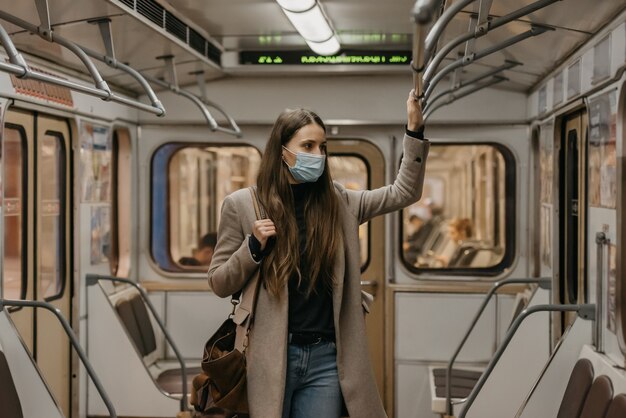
{"left": 306, "top": 36, "right": 340, "bottom": 56}
{"left": 276, "top": 0, "right": 340, "bottom": 55}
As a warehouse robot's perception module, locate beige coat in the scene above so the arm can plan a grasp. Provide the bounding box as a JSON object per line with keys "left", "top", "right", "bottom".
{"left": 208, "top": 134, "right": 429, "bottom": 418}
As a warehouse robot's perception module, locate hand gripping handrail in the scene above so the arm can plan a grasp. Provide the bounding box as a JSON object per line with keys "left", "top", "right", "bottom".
{"left": 423, "top": 0, "right": 561, "bottom": 85}
{"left": 423, "top": 75, "right": 507, "bottom": 120}
{"left": 443, "top": 277, "right": 552, "bottom": 416}
{"left": 424, "top": 24, "right": 553, "bottom": 102}
{"left": 458, "top": 303, "right": 596, "bottom": 418}
{"left": 0, "top": 299, "right": 117, "bottom": 418}
{"left": 0, "top": 11, "right": 166, "bottom": 116}
{"left": 85, "top": 274, "right": 189, "bottom": 412}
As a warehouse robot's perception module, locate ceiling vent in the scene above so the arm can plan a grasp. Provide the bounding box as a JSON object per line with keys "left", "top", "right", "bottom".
{"left": 115, "top": 0, "right": 222, "bottom": 66}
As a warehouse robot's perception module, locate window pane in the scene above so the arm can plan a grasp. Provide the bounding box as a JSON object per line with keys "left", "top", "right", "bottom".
{"left": 2, "top": 127, "right": 25, "bottom": 299}
{"left": 402, "top": 145, "right": 511, "bottom": 272}
{"left": 39, "top": 132, "right": 65, "bottom": 299}
{"left": 153, "top": 145, "right": 261, "bottom": 272}
{"left": 328, "top": 155, "right": 369, "bottom": 267}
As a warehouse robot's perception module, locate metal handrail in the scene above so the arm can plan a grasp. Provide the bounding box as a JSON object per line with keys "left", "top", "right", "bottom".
{"left": 458, "top": 303, "right": 596, "bottom": 418}
{"left": 410, "top": 0, "right": 441, "bottom": 98}
{"left": 443, "top": 277, "right": 551, "bottom": 416}
{"left": 595, "top": 232, "right": 609, "bottom": 353}
{"left": 424, "top": 75, "right": 507, "bottom": 120}
{"left": 80, "top": 45, "right": 166, "bottom": 116}
{"left": 424, "top": 25, "right": 553, "bottom": 102}
{"left": 86, "top": 274, "right": 189, "bottom": 412}
{"left": 0, "top": 299, "right": 117, "bottom": 418}
{"left": 423, "top": 0, "right": 477, "bottom": 65}
{"left": 145, "top": 75, "right": 242, "bottom": 137}
{"left": 0, "top": 12, "right": 166, "bottom": 116}
{"left": 424, "top": 60, "right": 520, "bottom": 112}
{"left": 423, "top": 0, "right": 562, "bottom": 85}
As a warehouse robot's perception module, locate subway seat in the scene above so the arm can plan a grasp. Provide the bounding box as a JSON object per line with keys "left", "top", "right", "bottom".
{"left": 0, "top": 350, "right": 23, "bottom": 418}
{"left": 115, "top": 293, "right": 200, "bottom": 396}
{"left": 555, "top": 359, "right": 624, "bottom": 418}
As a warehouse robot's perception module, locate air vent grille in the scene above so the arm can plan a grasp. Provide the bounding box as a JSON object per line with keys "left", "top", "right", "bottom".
{"left": 115, "top": 0, "right": 221, "bottom": 67}
{"left": 136, "top": 0, "right": 164, "bottom": 27}
{"left": 189, "top": 28, "right": 206, "bottom": 55}
{"left": 165, "top": 11, "right": 187, "bottom": 42}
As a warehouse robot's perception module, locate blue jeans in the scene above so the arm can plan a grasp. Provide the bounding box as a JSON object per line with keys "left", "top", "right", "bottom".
{"left": 282, "top": 340, "right": 343, "bottom": 418}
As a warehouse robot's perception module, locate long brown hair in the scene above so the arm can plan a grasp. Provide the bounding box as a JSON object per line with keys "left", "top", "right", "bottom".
{"left": 257, "top": 109, "right": 341, "bottom": 298}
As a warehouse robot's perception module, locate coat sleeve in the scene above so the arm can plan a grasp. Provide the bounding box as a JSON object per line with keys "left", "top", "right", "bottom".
{"left": 207, "top": 194, "right": 260, "bottom": 297}
{"left": 347, "top": 134, "right": 429, "bottom": 224}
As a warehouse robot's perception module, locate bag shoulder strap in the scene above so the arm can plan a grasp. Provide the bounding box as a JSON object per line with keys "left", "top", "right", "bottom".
{"left": 233, "top": 187, "right": 265, "bottom": 351}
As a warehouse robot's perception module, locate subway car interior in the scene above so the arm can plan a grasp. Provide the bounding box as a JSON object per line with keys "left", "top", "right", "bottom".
{"left": 1, "top": 0, "right": 626, "bottom": 417}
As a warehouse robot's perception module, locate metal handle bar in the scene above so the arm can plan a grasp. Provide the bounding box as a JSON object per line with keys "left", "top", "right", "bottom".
{"left": 424, "top": 75, "right": 507, "bottom": 120}
{"left": 0, "top": 299, "right": 117, "bottom": 418}
{"left": 410, "top": 0, "right": 441, "bottom": 98}
{"left": 424, "top": 25, "right": 552, "bottom": 102}
{"left": 423, "top": 0, "right": 561, "bottom": 85}
{"left": 423, "top": 0, "right": 477, "bottom": 65}
{"left": 595, "top": 232, "right": 609, "bottom": 353}
{"left": 86, "top": 274, "right": 189, "bottom": 412}
{"left": 146, "top": 75, "right": 241, "bottom": 137}
{"left": 424, "top": 60, "right": 519, "bottom": 113}
{"left": 444, "top": 277, "right": 551, "bottom": 415}
{"left": 0, "top": 12, "right": 165, "bottom": 116}
{"left": 458, "top": 303, "right": 596, "bottom": 418}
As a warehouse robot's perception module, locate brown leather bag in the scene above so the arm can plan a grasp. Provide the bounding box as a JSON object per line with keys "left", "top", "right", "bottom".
{"left": 190, "top": 187, "right": 265, "bottom": 418}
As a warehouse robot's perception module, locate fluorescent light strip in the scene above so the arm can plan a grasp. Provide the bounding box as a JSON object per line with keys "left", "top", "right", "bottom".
{"left": 276, "top": 0, "right": 340, "bottom": 55}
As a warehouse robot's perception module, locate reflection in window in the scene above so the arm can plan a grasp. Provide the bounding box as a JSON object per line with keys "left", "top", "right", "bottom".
{"left": 402, "top": 145, "right": 511, "bottom": 272}
{"left": 152, "top": 145, "right": 261, "bottom": 272}
{"left": 39, "top": 132, "right": 65, "bottom": 299}
{"left": 2, "top": 127, "right": 26, "bottom": 299}
{"left": 328, "top": 155, "right": 369, "bottom": 267}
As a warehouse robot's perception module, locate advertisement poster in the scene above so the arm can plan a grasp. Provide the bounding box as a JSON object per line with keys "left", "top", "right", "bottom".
{"left": 607, "top": 244, "right": 617, "bottom": 334}
{"left": 90, "top": 206, "right": 111, "bottom": 265}
{"left": 588, "top": 91, "right": 617, "bottom": 208}
{"left": 80, "top": 123, "right": 112, "bottom": 203}
{"left": 539, "top": 121, "right": 554, "bottom": 267}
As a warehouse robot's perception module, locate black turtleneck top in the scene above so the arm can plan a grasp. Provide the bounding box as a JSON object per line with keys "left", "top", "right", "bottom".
{"left": 287, "top": 182, "right": 335, "bottom": 340}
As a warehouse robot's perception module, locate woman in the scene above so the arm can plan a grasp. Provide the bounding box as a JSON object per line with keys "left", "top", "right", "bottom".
{"left": 208, "top": 90, "right": 428, "bottom": 418}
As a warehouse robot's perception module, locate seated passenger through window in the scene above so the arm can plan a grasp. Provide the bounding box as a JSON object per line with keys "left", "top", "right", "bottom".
{"left": 179, "top": 232, "right": 217, "bottom": 267}
{"left": 436, "top": 218, "right": 474, "bottom": 267}
{"left": 403, "top": 214, "right": 426, "bottom": 264}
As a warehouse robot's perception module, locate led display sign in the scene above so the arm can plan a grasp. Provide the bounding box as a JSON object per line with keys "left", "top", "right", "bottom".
{"left": 239, "top": 50, "right": 411, "bottom": 65}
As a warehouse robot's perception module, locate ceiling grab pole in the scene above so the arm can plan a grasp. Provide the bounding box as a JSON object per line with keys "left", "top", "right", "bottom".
{"left": 0, "top": 9, "right": 167, "bottom": 115}
{"left": 423, "top": 0, "right": 477, "bottom": 65}
{"left": 192, "top": 70, "right": 242, "bottom": 137}
{"left": 423, "top": 24, "right": 553, "bottom": 101}
{"left": 146, "top": 56, "right": 219, "bottom": 130}
{"left": 81, "top": 18, "right": 166, "bottom": 116}
{"left": 423, "top": 75, "right": 507, "bottom": 120}
{"left": 410, "top": 0, "right": 441, "bottom": 100}
{"left": 423, "top": 60, "right": 520, "bottom": 113}
{"left": 423, "top": 0, "right": 562, "bottom": 86}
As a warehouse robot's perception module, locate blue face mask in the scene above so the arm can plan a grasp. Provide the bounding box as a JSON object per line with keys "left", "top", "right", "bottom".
{"left": 282, "top": 146, "right": 326, "bottom": 183}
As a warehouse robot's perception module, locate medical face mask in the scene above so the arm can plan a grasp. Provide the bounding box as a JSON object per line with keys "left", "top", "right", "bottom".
{"left": 282, "top": 146, "right": 326, "bottom": 183}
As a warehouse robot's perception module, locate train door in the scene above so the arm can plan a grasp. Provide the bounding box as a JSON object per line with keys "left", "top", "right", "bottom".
{"left": 327, "top": 139, "right": 386, "bottom": 398}
{"left": 3, "top": 108, "right": 72, "bottom": 416}
{"left": 558, "top": 110, "right": 588, "bottom": 327}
